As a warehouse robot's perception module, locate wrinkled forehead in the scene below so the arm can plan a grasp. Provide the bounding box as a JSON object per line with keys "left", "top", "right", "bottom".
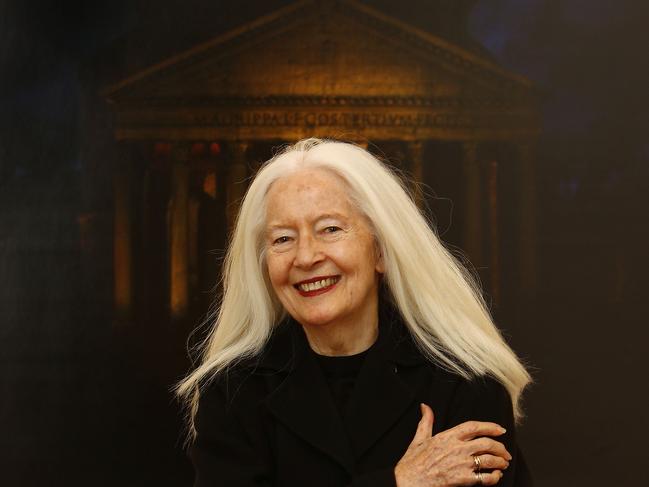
{"left": 264, "top": 167, "right": 356, "bottom": 223}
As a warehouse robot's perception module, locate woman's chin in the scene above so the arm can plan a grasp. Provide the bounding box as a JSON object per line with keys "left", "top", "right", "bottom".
{"left": 294, "top": 310, "right": 340, "bottom": 329}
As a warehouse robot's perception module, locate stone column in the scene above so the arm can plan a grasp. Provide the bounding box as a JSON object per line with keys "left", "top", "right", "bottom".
{"left": 406, "top": 140, "right": 425, "bottom": 208}
{"left": 169, "top": 144, "right": 190, "bottom": 320}
{"left": 487, "top": 159, "right": 500, "bottom": 305}
{"left": 516, "top": 141, "right": 537, "bottom": 297}
{"left": 226, "top": 141, "right": 249, "bottom": 231}
{"left": 188, "top": 195, "right": 200, "bottom": 292}
{"left": 113, "top": 144, "right": 133, "bottom": 321}
{"left": 462, "top": 141, "right": 483, "bottom": 266}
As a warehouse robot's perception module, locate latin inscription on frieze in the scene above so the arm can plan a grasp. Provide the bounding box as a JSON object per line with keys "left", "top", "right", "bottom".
{"left": 192, "top": 111, "right": 487, "bottom": 128}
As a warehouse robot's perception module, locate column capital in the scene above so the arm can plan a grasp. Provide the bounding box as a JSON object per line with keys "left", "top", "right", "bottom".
{"left": 406, "top": 139, "right": 425, "bottom": 154}
{"left": 230, "top": 140, "right": 250, "bottom": 157}
{"left": 515, "top": 140, "right": 537, "bottom": 168}
{"left": 515, "top": 137, "right": 537, "bottom": 149}
{"left": 462, "top": 141, "right": 479, "bottom": 164}
{"left": 172, "top": 142, "right": 191, "bottom": 163}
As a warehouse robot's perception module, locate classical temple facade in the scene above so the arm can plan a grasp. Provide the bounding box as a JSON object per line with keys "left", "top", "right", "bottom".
{"left": 104, "top": 0, "right": 538, "bottom": 324}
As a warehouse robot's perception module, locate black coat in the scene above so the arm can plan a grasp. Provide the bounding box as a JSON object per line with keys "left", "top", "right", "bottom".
{"left": 191, "top": 306, "right": 533, "bottom": 486}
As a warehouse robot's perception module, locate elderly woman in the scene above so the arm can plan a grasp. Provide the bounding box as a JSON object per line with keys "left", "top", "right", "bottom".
{"left": 175, "top": 138, "right": 532, "bottom": 487}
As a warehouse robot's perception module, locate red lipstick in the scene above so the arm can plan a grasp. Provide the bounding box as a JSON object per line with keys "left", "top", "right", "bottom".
{"left": 294, "top": 275, "right": 340, "bottom": 297}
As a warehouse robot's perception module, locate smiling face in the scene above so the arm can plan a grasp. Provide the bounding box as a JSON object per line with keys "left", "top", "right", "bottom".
{"left": 264, "top": 168, "right": 384, "bottom": 330}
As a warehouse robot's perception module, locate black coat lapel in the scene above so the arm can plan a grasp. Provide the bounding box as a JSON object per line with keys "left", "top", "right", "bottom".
{"left": 344, "top": 306, "right": 428, "bottom": 461}
{"left": 262, "top": 322, "right": 356, "bottom": 475}
{"left": 259, "top": 305, "right": 429, "bottom": 473}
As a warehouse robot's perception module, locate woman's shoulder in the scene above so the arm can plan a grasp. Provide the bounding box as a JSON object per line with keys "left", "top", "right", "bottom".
{"left": 456, "top": 374, "right": 510, "bottom": 409}
{"left": 196, "top": 364, "right": 271, "bottom": 427}
{"left": 440, "top": 369, "right": 509, "bottom": 399}
{"left": 426, "top": 363, "right": 510, "bottom": 408}
{"left": 439, "top": 370, "right": 514, "bottom": 428}
{"left": 198, "top": 323, "right": 295, "bottom": 407}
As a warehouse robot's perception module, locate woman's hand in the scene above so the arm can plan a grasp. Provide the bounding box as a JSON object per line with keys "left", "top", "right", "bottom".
{"left": 394, "top": 404, "right": 512, "bottom": 487}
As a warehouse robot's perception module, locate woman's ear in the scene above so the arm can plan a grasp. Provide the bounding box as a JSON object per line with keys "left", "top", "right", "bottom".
{"left": 375, "top": 244, "right": 385, "bottom": 274}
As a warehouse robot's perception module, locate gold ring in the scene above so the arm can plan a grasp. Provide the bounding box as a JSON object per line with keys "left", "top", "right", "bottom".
{"left": 474, "top": 470, "right": 484, "bottom": 485}
{"left": 473, "top": 454, "right": 482, "bottom": 471}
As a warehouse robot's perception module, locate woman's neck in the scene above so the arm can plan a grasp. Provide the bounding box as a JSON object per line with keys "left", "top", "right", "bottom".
{"left": 300, "top": 307, "right": 379, "bottom": 357}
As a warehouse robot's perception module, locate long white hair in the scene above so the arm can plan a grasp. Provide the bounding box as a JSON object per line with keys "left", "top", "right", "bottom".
{"left": 174, "top": 138, "right": 532, "bottom": 437}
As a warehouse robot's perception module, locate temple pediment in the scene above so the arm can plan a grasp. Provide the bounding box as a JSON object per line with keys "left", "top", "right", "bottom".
{"left": 107, "top": 0, "right": 530, "bottom": 101}
{"left": 105, "top": 0, "right": 537, "bottom": 141}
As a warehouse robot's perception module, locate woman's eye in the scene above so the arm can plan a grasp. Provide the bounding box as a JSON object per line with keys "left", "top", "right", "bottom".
{"left": 324, "top": 226, "right": 341, "bottom": 233}
{"left": 273, "top": 236, "right": 291, "bottom": 245}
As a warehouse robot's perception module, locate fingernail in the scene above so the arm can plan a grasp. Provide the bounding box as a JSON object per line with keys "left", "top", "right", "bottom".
{"left": 500, "top": 427, "right": 507, "bottom": 433}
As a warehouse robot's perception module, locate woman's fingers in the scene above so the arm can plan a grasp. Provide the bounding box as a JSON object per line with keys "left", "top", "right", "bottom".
{"left": 451, "top": 420, "right": 507, "bottom": 441}
{"left": 467, "top": 469, "right": 504, "bottom": 486}
{"left": 472, "top": 453, "right": 510, "bottom": 471}
{"left": 469, "top": 437, "right": 512, "bottom": 461}
{"left": 408, "top": 403, "right": 434, "bottom": 448}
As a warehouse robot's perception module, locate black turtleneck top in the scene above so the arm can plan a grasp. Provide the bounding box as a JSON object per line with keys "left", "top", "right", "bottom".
{"left": 312, "top": 341, "right": 376, "bottom": 420}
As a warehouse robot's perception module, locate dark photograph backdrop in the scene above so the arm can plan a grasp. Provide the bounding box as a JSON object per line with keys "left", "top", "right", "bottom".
{"left": 1, "top": 1, "right": 648, "bottom": 486}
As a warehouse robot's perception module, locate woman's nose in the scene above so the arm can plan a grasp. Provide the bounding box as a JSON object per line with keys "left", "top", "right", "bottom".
{"left": 293, "top": 236, "right": 323, "bottom": 268}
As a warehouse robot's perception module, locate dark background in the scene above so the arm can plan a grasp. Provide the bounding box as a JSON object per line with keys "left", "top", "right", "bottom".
{"left": 1, "top": 0, "right": 648, "bottom": 485}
